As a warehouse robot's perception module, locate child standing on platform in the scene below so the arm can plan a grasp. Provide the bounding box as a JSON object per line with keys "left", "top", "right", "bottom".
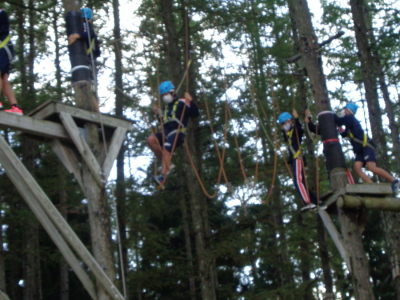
{"left": 334, "top": 103, "right": 399, "bottom": 193}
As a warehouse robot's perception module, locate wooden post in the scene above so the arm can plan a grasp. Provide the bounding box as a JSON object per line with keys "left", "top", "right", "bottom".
{"left": 0, "top": 290, "right": 11, "bottom": 300}
{"left": 63, "top": 1, "right": 117, "bottom": 297}
{"left": 338, "top": 195, "right": 400, "bottom": 212}
{"left": 289, "top": 0, "right": 375, "bottom": 298}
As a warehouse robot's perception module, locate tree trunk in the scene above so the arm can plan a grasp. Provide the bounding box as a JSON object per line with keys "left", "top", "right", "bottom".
{"left": 289, "top": 0, "right": 374, "bottom": 299}
{"left": 0, "top": 209, "right": 5, "bottom": 292}
{"left": 113, "top": 0, "right": 129, "bottom": 297}
{"left": 349, "top": 1, "right": 400, "bottom": 298}
{"left": 63, "top": 1, "right": 116, "bottom": 299}
{"left": 159, "top": 0, "right": 217, "bottom": 298}
{"left": 180, "top": 194, "right": 197, "bottom": 300}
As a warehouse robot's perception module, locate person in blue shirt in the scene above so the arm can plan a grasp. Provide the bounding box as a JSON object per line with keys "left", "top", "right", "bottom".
{"left": 335, "top": 103, "right": 399, "bottom": 193}
{"left": 147, "top": 81, "right": 200, "bottom": 188}
{"left": 0, "top": 8, "right": 23, "bottom": 115}
{"left": 278, "top": 109, "right": 320, "bottom": 211}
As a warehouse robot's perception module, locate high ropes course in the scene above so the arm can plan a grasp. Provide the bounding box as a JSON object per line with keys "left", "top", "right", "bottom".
{"left": 0, "top": 4, "right": 399, "bottom": 300}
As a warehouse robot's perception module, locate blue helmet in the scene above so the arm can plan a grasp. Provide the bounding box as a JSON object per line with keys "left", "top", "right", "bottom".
{"left": 81, "top": 8, "right": 93, "bottom": 20}
{"left": 344, "top": 103, "right": 358, "bottom": 114}
{"left": 159, "top": 81, "right": 175, "bottom": 95}
{"left": 278, "top": 112, "right": 293, "bottom": 124}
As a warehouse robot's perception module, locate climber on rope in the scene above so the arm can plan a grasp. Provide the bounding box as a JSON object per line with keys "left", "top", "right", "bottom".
{"left": 278, "top": 109, "right": 322, "bottom": 211}
{"left": 147, "top": 81, "right": 199, "bottom": 189}
{"left": 334, "top": 102, "right": 399, "bottom": 193}
{"left": 0, "top": 8, "right": 23, "bottom": 115}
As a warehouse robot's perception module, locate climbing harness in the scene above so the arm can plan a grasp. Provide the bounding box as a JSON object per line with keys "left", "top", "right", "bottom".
{"left": 0, "top": 35, "right": 13, "bottom": 62}
{"left": 347, "top": 130, "right": 375, "bottom": 150}
{"left": 86, "top": 37, "right": 96, "bottom": 55}
{"left": 286, "top": 129, "right": 302, "bottom": 159}
{"left": 163, "top": 99, "right": 189, "bottom": 137}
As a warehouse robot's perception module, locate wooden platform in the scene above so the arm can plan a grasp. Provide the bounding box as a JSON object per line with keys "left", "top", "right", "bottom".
{"left": 0, "top": 101, "right": 132, "bottom": 300}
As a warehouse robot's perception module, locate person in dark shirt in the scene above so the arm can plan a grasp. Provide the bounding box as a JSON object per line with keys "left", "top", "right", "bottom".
{"left": 0, "top": 8, "right": 23, "bottom": 115}
{"left": 334, "top": 103, "right": 399, "bottom": 193}
{"left": 278, "top": 109, "right": 320, "bottom": 211}
{"left": 147, "top": 81, "right": 200, "bottom": 188}
{"left": 68, "top": 7, "right": 101, "bottom": 68}
{"left": 305, "top": 108, "right": 356, "bottom": 185}
{"left": 68, "top": 7, "right": 101, "bottom": 111}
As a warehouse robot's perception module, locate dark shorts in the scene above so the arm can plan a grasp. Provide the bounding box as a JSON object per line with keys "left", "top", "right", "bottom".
{"left": 155, "top": 131, "right": 185, "bottom": 152}
{"left": 354, "top": 145, "right": 376, "bottom": 166}
{"left": 0, "top": 44, "right": 14, "bottom": 74}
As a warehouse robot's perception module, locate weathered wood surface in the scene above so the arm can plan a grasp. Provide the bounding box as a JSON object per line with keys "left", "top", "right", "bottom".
{"left": 338, "top": 195, "right": 400, "bottom": 212}
{"left": 345, "top": 183, "right": 392, "bottom": 195}
{"left": 29, "top": 100, "right": 133, "bottom": 130}
{"left": 0, "top": 134, "right": 124, "bottom": 300}
{"left": 0, "top": 111, "right": 70, "bottom": 140}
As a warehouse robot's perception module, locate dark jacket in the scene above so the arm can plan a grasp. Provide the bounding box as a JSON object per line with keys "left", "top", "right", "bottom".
{"left": 334, "top": 114, "right": 373, "bottom": 154}
{"left": 0, "top": 9, "right": 10, "bottom": 41}
{"left": 161, "top": 96, "right": 199, "bottom": 132}
{"left": 81, "top": 22, "right": 101, "bottom": 58}
{"left": 282, "top": 118, "right": 303, "bottom": 164}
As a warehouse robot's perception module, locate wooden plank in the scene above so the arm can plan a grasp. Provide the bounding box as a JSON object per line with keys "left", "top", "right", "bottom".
{"left": 0, "top": 136, "right": 97, "bottom": 299}
{"left": 51, "top": 139, "right": 84, "bottom": 190}
{"left": 345, "top": 183, "right": 392, "bottom": 195}
{"left": 0, "top": 111, "right": 70, "bottom": 140}
{"left": 322, "top": 188, "right": 346, "bottom": 207}
{"left": 338, "top": 195, "right": 400, "bottom": 212}
{"left": 59, "top": 112, "right": 104, "bottom": 187}
{"left": 0, "top": 135, "right": 125, "bottom": 300}
{"left": 102, "top": 127, "right": 127, "bottom": 180}
{"left": 27, "top": 100, "right": 56, "bottom": 118}
{"left": 318, "top": 209, "right": 352, "bottom": 272}
{"left": 0, "top": 290, "right": 11, "bottom": 300}
{"left": 53, "top": 102, "right": 133, "bottom": 130}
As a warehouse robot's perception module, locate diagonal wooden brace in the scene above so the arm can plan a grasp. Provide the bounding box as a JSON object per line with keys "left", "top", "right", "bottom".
{"left": 59, "top": 111, "right": 104, "bottom": 187}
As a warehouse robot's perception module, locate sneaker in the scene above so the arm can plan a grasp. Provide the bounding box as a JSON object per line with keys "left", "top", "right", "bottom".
{"left": 300, "top": 203, "right": 317, "bottom": 212}
{"left": 5, "top": 105, "right": 23, "bottom": 115}
{"left": 392, "top": 179, "right": 399, "bottom": 194}
{"left": 153, "top": 174, "right": 165, "bottom": 189}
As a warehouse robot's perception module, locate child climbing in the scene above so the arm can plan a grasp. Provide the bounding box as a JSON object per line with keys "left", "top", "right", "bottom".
{"left": 0, "top": 8, "right": 23, "bottom": 115}
{"left": 334, "top": 103, "right": 399, "bottom": 193}
{"left": 278, "top": 109, "right": 321, "bottom": 211}
{"left": 147, "top": 81, "right": 199, "bottom": 189}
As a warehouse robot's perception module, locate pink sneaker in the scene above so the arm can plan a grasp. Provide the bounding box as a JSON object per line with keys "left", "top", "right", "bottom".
{"left": 5, "top": 105, "right": 23, "bottom": 115}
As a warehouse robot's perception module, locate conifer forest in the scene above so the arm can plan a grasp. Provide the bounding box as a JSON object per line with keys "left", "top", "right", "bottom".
{"left": 1, "top": 0, "right": 400, "bottom": 299}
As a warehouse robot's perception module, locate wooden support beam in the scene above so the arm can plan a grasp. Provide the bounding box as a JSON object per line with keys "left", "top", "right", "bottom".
{"left": 59, "top": 112, "right": 104, "bottom": 187}
{"left": 322, "top": 188, "right": 346, "bottom": 207}
{"left": 338, "top": 195, "right": 400, "bottom": 212}
{"left": 51, "top": 139, "right": 84, "bottom": 190}
{"left": 29, "top": 101, "right": 133, "bottom": 130}
{"left": 0, "top": 111, "right": 70, "bottom": 140}
{"left": 0, "top": 135, "right": 125, "bottom": 300}
{"left": 0, "top": 290, "right": 11, "bottom": 300}
{"left": 102, "top": 127, "right": 127, "bottom": 180}
{"left": 0, "top": 135, "right": 98, "bottom": 299}
{"left": 318, "top": 209, "right": 351, "bottom": 272}
{"left": 345, "top": 183, "right": 392, "bottom": 195}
